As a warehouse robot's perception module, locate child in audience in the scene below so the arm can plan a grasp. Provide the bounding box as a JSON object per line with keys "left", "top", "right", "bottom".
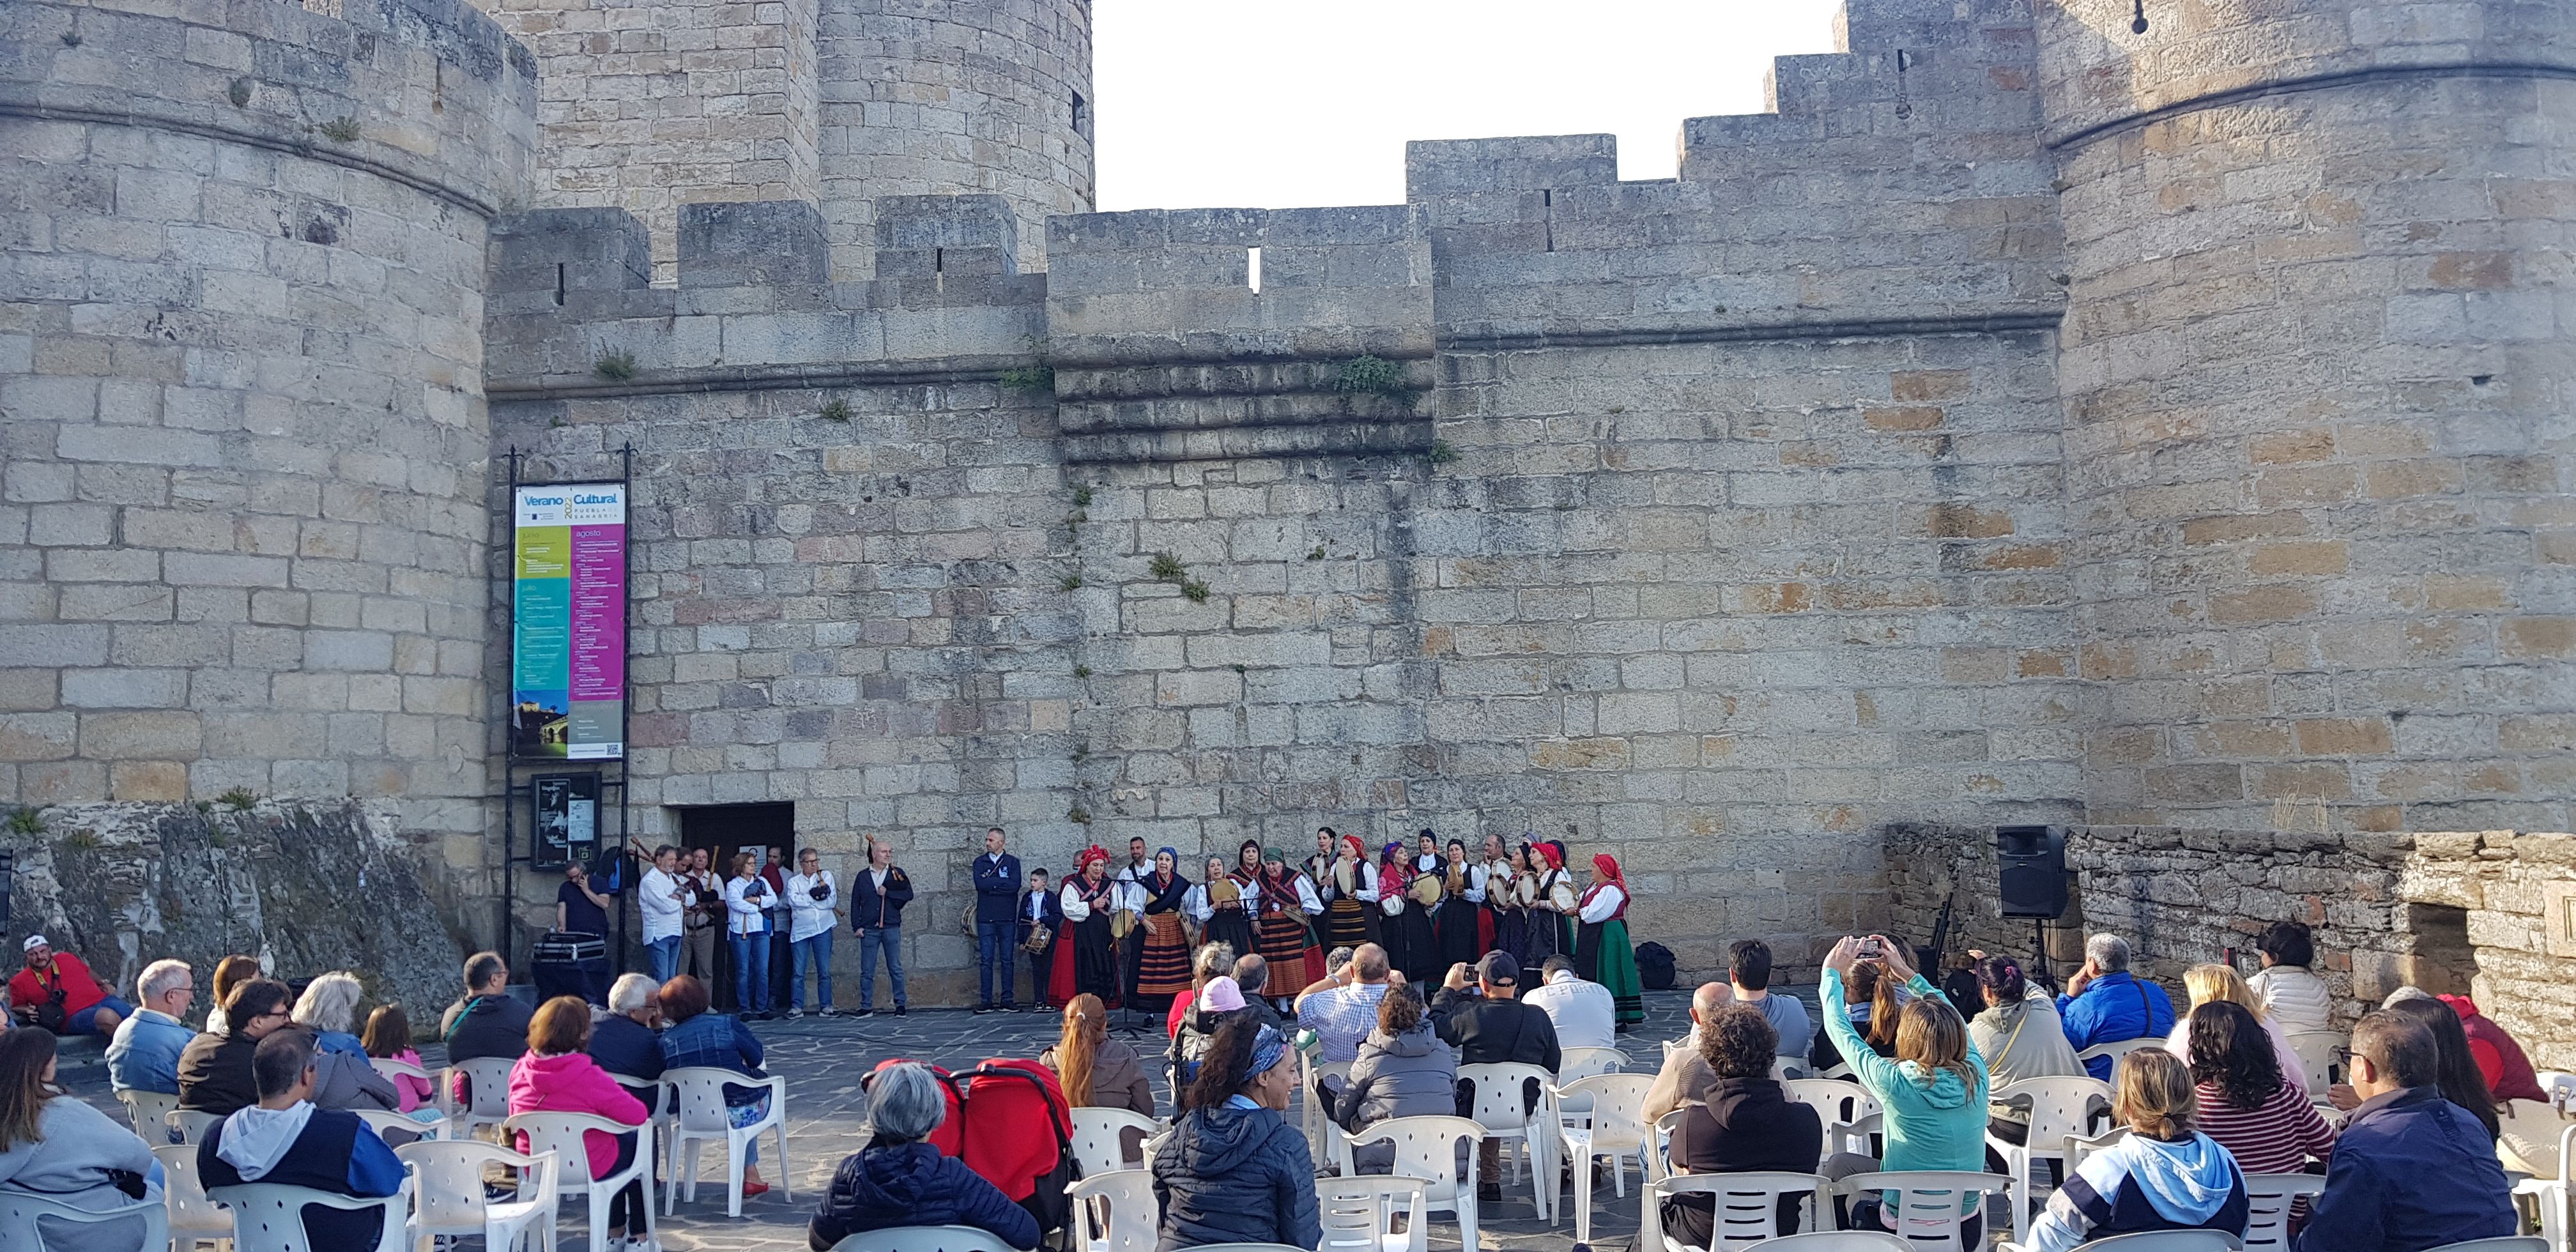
{"left": 362, "top": 1003, "right": 443, "bottom": 1122}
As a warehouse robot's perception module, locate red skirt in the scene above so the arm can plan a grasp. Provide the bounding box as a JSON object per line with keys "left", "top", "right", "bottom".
{"left": 1254, "top": 913, "right": 1310, "bottom": 989}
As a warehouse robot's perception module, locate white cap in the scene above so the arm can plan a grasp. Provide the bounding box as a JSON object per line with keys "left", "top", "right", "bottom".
{"left": 20, "top": 935, "right": 46, "bottom": 952}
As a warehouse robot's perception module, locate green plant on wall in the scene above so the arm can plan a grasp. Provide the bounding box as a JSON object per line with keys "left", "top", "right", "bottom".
{"left": 1148, "top": 553, "right": 1184, "bottom": 582}
{"left": 593, "top": 349, "right": 637, "bottom": 381}
{"left": 1333, "top": 355, "right": 1420, "bottom": 403}
{"left": 819, "top": 397, "right": 852, "bottom": 421}
{"left": 999, "top": 365, "right": 1055, "bottom": 395}
{"left": 5, "top": 809, "right": 43, "bottom": 836}
{"left": 217, "top": 787, "right": 258, "bottom": 811}
{"left": 317, "top": 115, "right": 362, "bottom": 142}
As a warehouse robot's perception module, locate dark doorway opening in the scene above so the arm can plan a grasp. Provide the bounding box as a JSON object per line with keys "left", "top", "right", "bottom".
{"left": 2402, "top": 902, "right": 2479, "bottom": 997}
{"left": 676, "top": 804, "right": 798, "bottom": 1012}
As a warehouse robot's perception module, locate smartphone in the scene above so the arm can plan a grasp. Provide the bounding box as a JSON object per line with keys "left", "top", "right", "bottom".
{"left": 1858, "top": 937, "right": 1883, "bottom": 959}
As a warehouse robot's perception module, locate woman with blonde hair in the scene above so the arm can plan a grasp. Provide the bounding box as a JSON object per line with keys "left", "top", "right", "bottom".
{"left": 1818, "top": 935, "right": 1989, "bottom": 1237}
{"left": 2023, "top": 1047, "right": 2249, "bottom": 1251}
{"left": 2163, "top": 963, "right": 2305, "bottom": 1082}
{"left": 1043, "top": 993, "right": 1155, "bottom": 1115}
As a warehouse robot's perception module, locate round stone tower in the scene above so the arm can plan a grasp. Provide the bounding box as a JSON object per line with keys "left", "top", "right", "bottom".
{"left": 2039, "top": 1, "right": 2576, "bottom": 831}
{"left": 816, "top": 0, "right": 1094, "bottom": 277}
{"left": 0, "top": 0, "right": 534, "bottom": 872}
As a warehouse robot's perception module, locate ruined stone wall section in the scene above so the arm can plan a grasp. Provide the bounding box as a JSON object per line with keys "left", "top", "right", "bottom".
{"left": 2402, "top": 830, "right": 2576, "bottom": 1069}
{"left": 0, "top": 0, "right": 534, "bottom": 903}
{"left": 2038, "top": 0, "right": 2576, "bottom": 831}
{"left": 817, "top": 0, "right": 1092, "bottom": 280}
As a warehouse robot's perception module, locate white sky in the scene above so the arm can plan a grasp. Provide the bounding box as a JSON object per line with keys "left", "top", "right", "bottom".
{"left": 1091, "top": 1, "right": 1846, "bottom": 212}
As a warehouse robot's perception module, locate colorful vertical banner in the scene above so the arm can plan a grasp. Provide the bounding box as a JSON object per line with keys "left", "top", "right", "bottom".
{"left": 512, "top": 484, "right": 626, "bottom": 760}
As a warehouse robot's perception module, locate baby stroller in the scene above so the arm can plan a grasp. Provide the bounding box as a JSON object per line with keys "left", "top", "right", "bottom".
{"left": 868, "top": 1058, "right": 1077, "bottom": 1235}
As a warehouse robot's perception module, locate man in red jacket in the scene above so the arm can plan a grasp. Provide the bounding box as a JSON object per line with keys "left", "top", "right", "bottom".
{"left": 2439, "top": 993, "right": 2546, "bottom": 1104}
{"left": 10, "top": 933, "right": 131, "bottom": 1037}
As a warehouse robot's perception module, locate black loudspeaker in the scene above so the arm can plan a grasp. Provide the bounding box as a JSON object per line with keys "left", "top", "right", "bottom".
{"left": 1997, "top": 825, "right": 2068, "bottom": 919}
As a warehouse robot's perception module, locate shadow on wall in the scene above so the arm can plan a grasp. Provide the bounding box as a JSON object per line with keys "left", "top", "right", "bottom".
{"left": 2, "top": 800, "right": 465, "bottom": 1022}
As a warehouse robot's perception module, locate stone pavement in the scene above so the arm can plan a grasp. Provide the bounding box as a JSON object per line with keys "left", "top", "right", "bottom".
{"left": 78, "top": 988, "right": 1738, "bottom": 1252}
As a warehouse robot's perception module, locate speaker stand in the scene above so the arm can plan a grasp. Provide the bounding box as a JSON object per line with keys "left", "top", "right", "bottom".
{"left": 2030, "top": 918, "right": 2050, "bottom": 988}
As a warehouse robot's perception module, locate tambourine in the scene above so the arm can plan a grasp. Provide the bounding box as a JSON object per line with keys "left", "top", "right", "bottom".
{"left": 1545, "top": 878, "right": 1578, "bottom": 912}
{"left": 1109, "top": 908, "right": 1138, "bottom": 939}
{"left": 1209, "top": 878, "right": 1242, "bottom": 906}
{"left": 1333, "top": 860, "right": 1355, "bottom": 893}
{"left": 1409, "top": 874, "right": 1445, "bottom": 906}
{"left": 1510, "top": 875, "right": 1538, "bottom": 908}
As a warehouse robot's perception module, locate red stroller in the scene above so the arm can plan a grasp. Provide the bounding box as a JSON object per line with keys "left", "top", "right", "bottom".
{"left": 868, "top": 1058, "right": 1078, "bottom": 1234}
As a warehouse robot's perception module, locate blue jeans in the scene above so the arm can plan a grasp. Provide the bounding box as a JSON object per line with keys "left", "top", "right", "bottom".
{"left": 645, "top": 935, "right": 682, "bottom": 984}
{"left": 792, "top": 930, "right": 834, "bottom": 1010}
{"left": 857, "top": 926, "right": 905, "bottom": 1011}
{"left": 68, "top": 995, "right": 135, "bottom": 1037}
{"left": 976, "top": 920, "right": 1015, "bottom": 1007}
{"left": 728, "top": 932, "right": 772, "bottom": 1014}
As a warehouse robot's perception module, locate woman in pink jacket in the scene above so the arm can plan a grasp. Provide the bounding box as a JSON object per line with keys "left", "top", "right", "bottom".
{"left": 510, "top": 996, "right": 651, "bottom": 1246}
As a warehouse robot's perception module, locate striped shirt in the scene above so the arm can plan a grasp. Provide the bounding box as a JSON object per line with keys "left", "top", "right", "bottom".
{"left": 2195, "top": 1078, "right": 2335, "bottom": 1175}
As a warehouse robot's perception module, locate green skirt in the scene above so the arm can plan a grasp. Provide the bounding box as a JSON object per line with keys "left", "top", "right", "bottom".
{"left": 1577, "top": 918, "right": 1644, "bottom": 1025}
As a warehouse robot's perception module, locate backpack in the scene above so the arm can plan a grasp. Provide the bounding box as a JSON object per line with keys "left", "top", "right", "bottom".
{"left": 1635, "top": 942, "right": 1677, "bottom": 990}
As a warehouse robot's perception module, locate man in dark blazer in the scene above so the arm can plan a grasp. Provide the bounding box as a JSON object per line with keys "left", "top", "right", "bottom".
{"left": 970, "top": 827, "right": 1022, "bottom": 1012}
{"left": 1020, "top": 867, "right": 1064, "bottom": 1010}
{"left": 848, "top": 837, "right": 915, "bottom": 1016}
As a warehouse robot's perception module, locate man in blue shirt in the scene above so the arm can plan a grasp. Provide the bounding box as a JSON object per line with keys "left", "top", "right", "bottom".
{"left": 199, "top": 1029, "right": 406, "bottom": 1251}
{"left": 2057, "top": 933, "right": 2175, "bottom": 1080}
{"left": 2297, "top": 1010, "right": 2515, "bottom": 1252}
{"left": 107, "top": 958, "right": 197, "bottom": 1096}
{"left": 971, "top": 827, "right": 1023, "bottom": 1013}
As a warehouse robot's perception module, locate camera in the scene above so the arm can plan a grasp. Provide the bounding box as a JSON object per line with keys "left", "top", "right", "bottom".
{"left": 1857, "top": 937, "right": 1883, "bottom": 959}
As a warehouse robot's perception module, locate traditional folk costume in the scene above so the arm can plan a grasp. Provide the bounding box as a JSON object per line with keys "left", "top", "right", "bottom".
{"left": 1432, "top": 843, "right": 1484, "bottom": 971}
{"left": 1574, "top": 853, "right": 1645, "bottom": 1028}
{"left": 1252, "top": 852, "right": 1318, "bottom": 991}
{"left": 1050, "top": 846, "right": 1121, "bottom": 1007}
{"left": 1377, "top": 843, "right": 1441, "bottom": 985}
{"left": 1133, "top": 851, "right": 1193, "bottom": 1000}
{"left": 1488, "top": 853, "right": 1530, "bottom": 966}
{"left": 1310, "top": 834, "right": 1379, "bottom": 950}
{"left": 1203, "top": 844, "right": 1261, "bottom": 961}
{"left": 1528, "top": 841, "right": 1576, "bottom": 962}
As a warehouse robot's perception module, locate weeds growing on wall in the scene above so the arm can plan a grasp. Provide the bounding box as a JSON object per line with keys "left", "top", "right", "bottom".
{"left": 819, "top": 397, "right": 851, "bottom": 421}
{"left": 6, "top": 809, "right": 43, "bottom": 836}
{"left": 318, "top": 116, "right": 362, "bottom": 142}
{"left": 593, "top": 349, "right": 636, "bottom": 381}
{"left": 1333, "top": 355, "right": 1422, "bottom": 404}
{"left": 217, "top": 787, "right": 258, "bottom": 811}
{"left": 1149, "top": 553, "right": 1184, "bottom": 581}
{"left": 999, "top": 365, "right": 1055, "bottom": 395}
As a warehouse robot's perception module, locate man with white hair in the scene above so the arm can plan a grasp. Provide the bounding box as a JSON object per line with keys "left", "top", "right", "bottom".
{"left": 589, "top": 972, "right": 665, "bottom": 1112}
{"left": 809, "top": 1061, "right": 1041, "bottom": 1249}
{"left": 2057, "top": 933, "right": 2176, "bottom": 1080}
{"left": 107, "top": 958, "right": 197, "bottom": 1095}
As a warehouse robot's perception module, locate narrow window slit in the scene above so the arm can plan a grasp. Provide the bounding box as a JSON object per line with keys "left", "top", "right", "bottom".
{"left": 1247, "top": 246, "right": 1262, "bottom": 293}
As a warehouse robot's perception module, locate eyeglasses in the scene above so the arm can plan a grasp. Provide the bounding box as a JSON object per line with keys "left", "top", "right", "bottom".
{"left": 2332, "top": 1046, "right": 2356, "bottom": 1064}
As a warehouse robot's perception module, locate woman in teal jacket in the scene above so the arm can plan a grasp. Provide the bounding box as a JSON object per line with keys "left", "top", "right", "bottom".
{"left": 1820, "top": 935, "right": 1992, "bottom": 1235}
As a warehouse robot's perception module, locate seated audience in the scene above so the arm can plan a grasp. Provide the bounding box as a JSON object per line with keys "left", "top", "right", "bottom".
{"left": 1293, "top": 943, "right": 1392, "bottom": 1065}
{"left": 1170, "top": 975, "right": 1247, "bottom": 1090}
{"left": 360, "top": 1004, "right": 440, "bottom": 1118}
{"left": 1811, "top": 957, "right": 1905, "bottom": 1074}
{"left": 2436, "top": 993, "right": 2545, "bottom": 1104}
{"left": 2375, "top": 994, "right": 2502, "bottom": 1141}
{"left": 1042, "top": 993, "right": 1155, "bottom": 1116}
{"left": 809, "top": 1061, "right": 1039, "bottom": 1251}
{"left": 1818, "top": 936, "right": 1988, "bottom": 1237}
{"left": 291, "top": 972, "right": 369, "bottom": 1058}
{"left": 1167, "top": 942, "right": 1234, "bottom": 1038}
{"left": 1151, "top": 1018, "right": 1318, "bottom": 1252}
{"left": 441, "top": 950, "right": 535, "bottom": 1065}
{"left": 1644, "top": 981, "right": 1733, "bottom": 1120}
{"left": 658, "top": 974, "right": 771, "bottom": 1196}
{"left": 2165, "top": 963, "right": 2307, "bottom": 1083}
{"left": 2025, "top": 1046, "right": 2248, "bottom": 1251}
{"left": 1427, "top": 951, "right": 1561, "bottom": 1199}
{"left": 198, "top": 1028, "right": 406, "bottom": 1251}
{"left": 1230, "top": 954, "right": 1284, "bottom": 1030}
{"left": 2058, "top": 933, "right": 2177, "bottom": 1080}
{"left": 1333, "top": 982, "right": 1457, "bottom": 1173}
{"left": 1728, "top": 939, "right": 1811, "bottom": 1061}
{"left": 2295, "top": 1010, "right": 2516, "bottom": 1252}
{"left": 0, "top": 1027, "right": 164, "bottom": 1242}
{"left": 178, "top": 977, "right": 295, "bottom": 1116}
{"left": 9, "top": 935, "right": 129, "bottom": 1039}
{"left": 1662, "top": 1004, "right": 1826, "bottom": 1245}
{"left": 107, "top": 958, "right": 197, "bottom": 1096}
{"left": 199, "top": 956, "right": 262, "bottom": 1037}
{"left": 1968, "top": 952, "right": 2088, "bottom": 1176}
{"left": 2245, "top": 921, "right": 2333, "bottom": 1035}
{"left": 2187, "top": 1001, "right": 2333, "bottom": 1220}
{"left": 301, "top": 1022, "right": 399, "bottom": 1113}
{"left": 590, "top": 973, "right": 667, "bottom": 1113}
{"left": 1522, "top": 955, "right": 1615, "bottom": 1050}
{"left": 510, "top": 995, "right": 651, "bottom": 1249}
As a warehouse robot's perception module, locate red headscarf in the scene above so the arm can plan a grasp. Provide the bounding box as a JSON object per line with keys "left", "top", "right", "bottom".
{"left": 1580, "top": 853, "right": 1628, "bottom": 920}
{"left": 1340, "top": 834, "right": 1367, "bottom": 862}
{"left": 1075, "top": 845, "right": 1110, "bottom": 873}
{"left": 1533, "top": 842, "right": 1565, "bottom": 871}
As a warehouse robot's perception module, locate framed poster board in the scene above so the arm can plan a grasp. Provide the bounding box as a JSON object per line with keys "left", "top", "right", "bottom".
{"left": 531, "top": 772, "right": 602, "bottom": 871}
{"left": 511, "top": 483, "right": 626, "bottom": 760}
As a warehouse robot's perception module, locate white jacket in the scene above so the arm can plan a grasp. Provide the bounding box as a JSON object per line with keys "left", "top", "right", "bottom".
{"left": 724, "top": 874, "right": 772, "bottom": 936}
{"left": 638, "top": 867, "right": 686, "bottom": 942}
{"left": 786, "top": 870, "right": 838, "bottom": 942}
{"left": 2246, "top": 965, "right": 2334, "bottom": 1035}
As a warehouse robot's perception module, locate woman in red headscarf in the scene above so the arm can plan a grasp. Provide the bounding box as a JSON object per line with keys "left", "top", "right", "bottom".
{"left": 1575, "top": 853, "right": 1644, "bottom": 1029}
{"left": 1314, "top": 832, "right": 1378, "bottom": 950}
{"left": 1052, "top": 846, "right": 1121, "bottom": 1008}
{"left": 1527, "top": 841, "right": 1575, "bottom": 964}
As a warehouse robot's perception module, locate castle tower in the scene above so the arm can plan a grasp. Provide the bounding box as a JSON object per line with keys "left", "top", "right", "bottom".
{"left": 816, "top": 0, "right": 1094, "bottom": 277}
{"left": 2039, "top": 1, "right": 2576, "bottom": 830}
{"left": 0, "top": 0, "right": 535, "bottom": 889}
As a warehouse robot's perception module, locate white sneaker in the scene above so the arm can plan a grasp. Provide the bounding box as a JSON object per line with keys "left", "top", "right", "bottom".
{"left": 786, "top": 1007, "right": 804, "bottom": 1019}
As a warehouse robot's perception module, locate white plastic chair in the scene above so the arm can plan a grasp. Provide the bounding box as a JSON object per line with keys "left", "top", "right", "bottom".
{"left": 2497, "top": 1100, "right": 2568, "bottom": 1180}
{"left": 2066, "top": 1124, "right": 2129, "bottom": 1172}
{"left": 1184, "top": 1245, "right": 1316, "bottom": 1252}
{"left": 397, "top": 1138, "right": 560, "bottom": 1252}
{"left": 1830, "top": 1172, "right": 2009, "bottom": 1250}
{"left": 440, "top": 1057, "right": 519, "bottom": 1142}
{"left": 1316, "top": 1173, "right": 1429, "bottom": 1252}
{"left": 826, "top": 1226, "right": 1023, "bottom": 1252}
{"left": 662, "top": 1066, "right": 790, "bottom": 1218}
{"left": 1459, "top": 1061, "right": 1556, "bottom": 1217}
{"left": 1637, "top": 1170, "right": 1826, "bottom": 1251}
{"left": 1736, "top": 1235, "right": 1913, "bottom": 1250}
{"left": 1561, "top": 1047, "right": 1630, "bottom": 1081}
{"left": 2002, "top": 1233, "right": 2242, "bottom": 1251}
{"left": 0, "top": 1187, "right": 169, "bottom": 1251}
{"left": 1305, "top": 1060, "right": 1354, "bottom": 1159}
{"left": 210, "top": 1177, "right": 413, "bottom": 1252}
{"left": 2239, "top": 1172, "right": 2324, "bottom": 1251}
{"left": 1650, "top": 1107, "right": 1689, "bottom": 1184}
{"left": 503, "top": 1111, "right": 654, "bottom": 1252}
{"left": 1550, "top": 1073, "right": 1656, "bottom": 1244}
{"left": 355, "top": 1108, "right": 446, "bottom": 1145}
{"left": 172, "top": 1108, "right": 225, "bottom": 1146}
{"left": 1782, "top": 1078, "right": 1881, "bottom": 1162}
{"left": 2420, "top": 1240, "right": 2549, "bottom": 1252}
{"left": 118, "top": 1088, "right": 181, "bottom": 1139}
{"left": 157, "top": 1141, "right": 234, "bottom": 1251}
{"left": 1984, "top": 1075, "right": 2113, "bottom": 1244}
{"left": 1070, "top": 1106, "right": 1158, "bottom": 1177}
{"left": 1065, "top": 1168, "right": 1156, "bottom": 1252}
{"left": 371, "top": 1056, "right": 433, "bottom": 1085}
{"left": 1343, "top": 1116, "right": 1482, "bottom": 1252}
{"left": 2283, "top": 1032, "right": 2343, "bottom": 1096}
{"left": 2076, "top": 1037, "right": 2163, "bottom": 1074}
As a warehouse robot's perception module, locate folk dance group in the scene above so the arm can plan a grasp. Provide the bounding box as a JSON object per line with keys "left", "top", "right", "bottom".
{"left": 1032, "top": 827, "right": 1646, "bottom": 1027}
